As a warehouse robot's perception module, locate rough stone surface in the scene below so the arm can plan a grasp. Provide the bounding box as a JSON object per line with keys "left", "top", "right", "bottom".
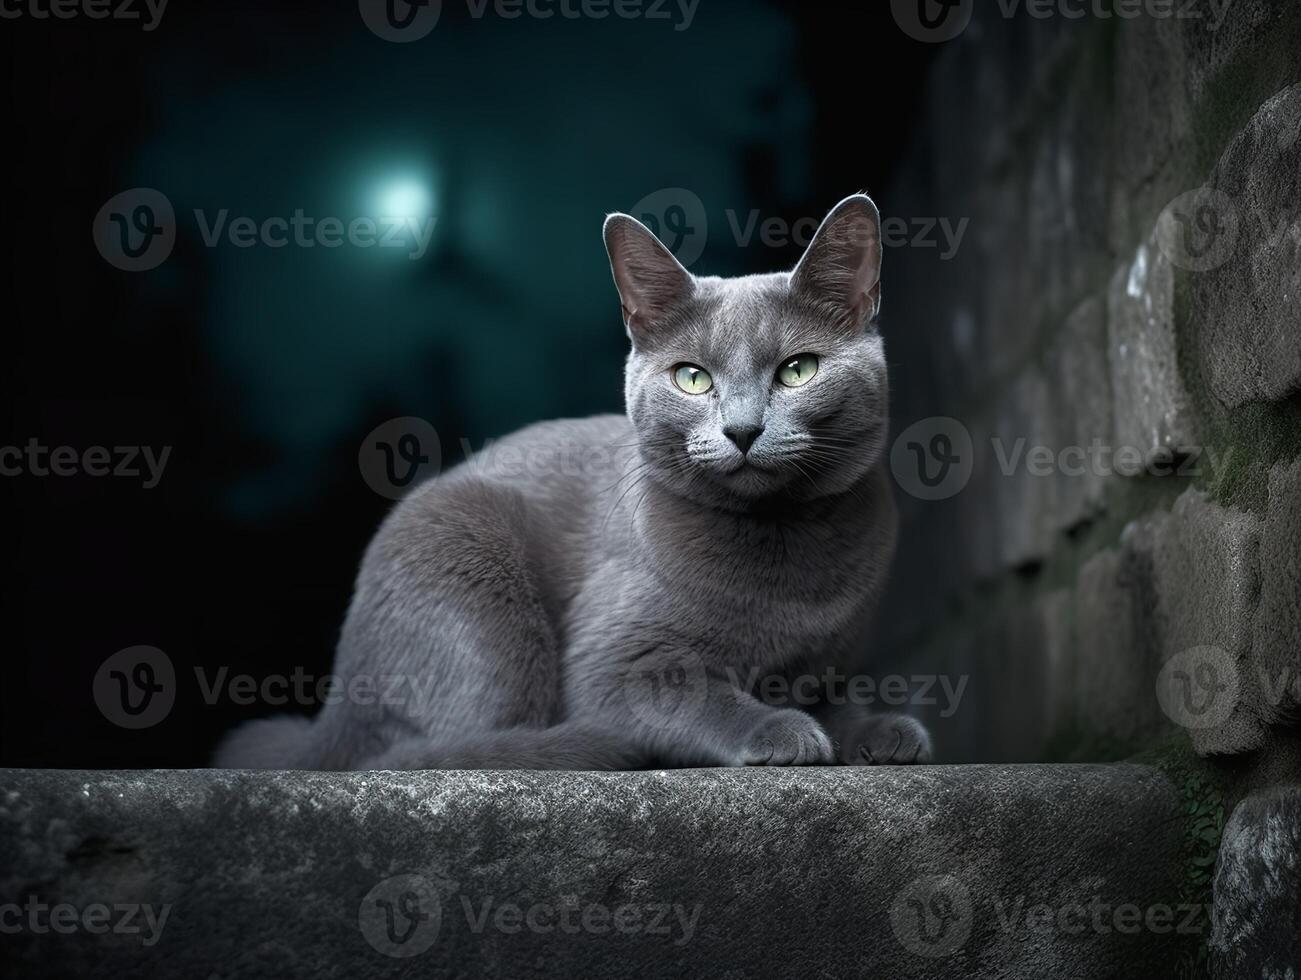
{"left": 1072, "top": 539, "right": 1169, "bottom": 749}
{"left": 1107, "top": 233, "right": 1199, "bottom": 463}
{"left": 1109, "top": 2, "right": 1301, "bottom": 254}
{"left": 1150, "top": 489, "right": 1266, "bottom": 755}
{"left": 1025, "top": 37, "right": 1112, "bottom": 334}
{"left": 1047, "top": 297, "right": 1113, "bottom": 533}
{"left": 960, "top": 414, "right": 1004, "bottom": 583}
{"left": 1110, "top": 14, "right": 1191, "bottom": 242}
{"left": 1039, "top": 590, "right": 1076, "bottom": 744}
{"left": 978, "top": 163, "right": 1040, "bottom": 381}
{"left": 992, "top": 368, "right": 1055, "bottom": 568}
{"left": 1251, "top": 457, "right": 1301, "bottom": 727}
{"left": 0, "top": 767, "right": 1187, "bottom": 979}
{"left": 872, "top": 7, "right": 1301, "bottom": 767}
{"left": 1210, "top": 784, "right": 1301, "bottom": 979}
{"left": 1196, "top": 83, "right": 1301, "bottom": 408}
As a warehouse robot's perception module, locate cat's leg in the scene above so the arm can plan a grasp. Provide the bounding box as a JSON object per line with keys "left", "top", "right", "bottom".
{"left": 603, "top": 649, "right": 836, "bottom": 767}
{"left": 329, "top": 478, "right": 571, "bottom": 768}
{"left": 816, "top": 703, "right": 933, "bottom": 765}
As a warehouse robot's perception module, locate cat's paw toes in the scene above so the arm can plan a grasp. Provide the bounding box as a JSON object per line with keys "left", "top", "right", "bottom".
{"left": 840, "top": 714, "right": 932, "bottom": 766}
{"left": 742, "top": 711, "right": 835, "bottom": 766}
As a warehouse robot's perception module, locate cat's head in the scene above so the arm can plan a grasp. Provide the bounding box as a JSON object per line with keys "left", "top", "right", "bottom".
{"left": 604, "top": 194, "right": 889, "bottom": 509}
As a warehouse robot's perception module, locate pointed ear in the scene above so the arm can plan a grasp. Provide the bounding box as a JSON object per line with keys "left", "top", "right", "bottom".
{"left": 790, "top": 194, "right": 883, "bottom": 331}
{"left": 603, "top": 213, "right": 695, "bottom": 346}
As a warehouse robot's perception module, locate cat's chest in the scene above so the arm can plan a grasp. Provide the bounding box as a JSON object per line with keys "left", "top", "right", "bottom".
{"left": 632, "top": 512, "right": 882, "bottom": 648}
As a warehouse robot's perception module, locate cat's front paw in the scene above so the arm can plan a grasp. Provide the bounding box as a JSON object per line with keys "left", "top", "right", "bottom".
{"left": 839, "top": 714, "right": 932, "bottom": 766}
{"left": 741, "top": 710, "right": 835, "bottom": 766}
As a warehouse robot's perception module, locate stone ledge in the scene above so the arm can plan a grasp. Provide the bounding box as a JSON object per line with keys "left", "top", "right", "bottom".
{"left": 0, "top": 765, "right": 1191, "bottom": 979}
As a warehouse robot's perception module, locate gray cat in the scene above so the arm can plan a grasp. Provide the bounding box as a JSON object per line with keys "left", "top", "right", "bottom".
{"left": 216, "top": 194, "right": 932, "bottom": 770}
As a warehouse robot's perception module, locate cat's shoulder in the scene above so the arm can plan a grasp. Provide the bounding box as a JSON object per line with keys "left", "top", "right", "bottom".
{"left": 499, "top": 414, "right": 632, "bottom": 452}
{"left": 410, "top": 414, "right": 634, "bottom": 500}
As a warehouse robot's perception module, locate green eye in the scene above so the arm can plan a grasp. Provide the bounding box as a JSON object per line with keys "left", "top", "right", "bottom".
{"left": 672, "top": 364, "right": 713, "bottom": 395}
{"left": 777, "top": 354, "right": 819, "bottom": 388}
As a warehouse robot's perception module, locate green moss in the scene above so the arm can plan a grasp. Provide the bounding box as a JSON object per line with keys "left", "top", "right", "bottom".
{"left": 1131, "top": 737, "right": 1236, "bottom": 979}
{"left": 1173, "top": 252, "right": 1301, "bottom": 513}
{"left": 1206, "top": 398, "right": 1301, "bottom": 510}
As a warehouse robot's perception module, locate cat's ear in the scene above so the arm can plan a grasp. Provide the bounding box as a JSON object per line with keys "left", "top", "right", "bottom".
{"left": 603, "top": 213, "right": 695, "bottom": 346}
{"left": 790, "top": 194, "right": 883, "bottom": 331}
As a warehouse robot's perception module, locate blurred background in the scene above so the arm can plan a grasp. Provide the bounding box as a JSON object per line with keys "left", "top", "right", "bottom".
{"left": 3, "top": 0, "right": 1300, "bottom": 774}
{"left": 0, "top": 0, "right": 938, "bottom": 766}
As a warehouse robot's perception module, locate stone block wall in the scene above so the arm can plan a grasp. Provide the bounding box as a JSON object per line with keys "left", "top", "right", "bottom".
{"left": 875, "top": 3, "right": 1301, "bottom": 766}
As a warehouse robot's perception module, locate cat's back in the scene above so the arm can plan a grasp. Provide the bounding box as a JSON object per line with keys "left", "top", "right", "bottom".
{"left": 380, "top": 414, "right": 635, "bottom": 541}
{"left": 358, "top": 413, "right": 635, "bottom": 608}
{"left": 459, "top": 414, "right": 635, "bottom": 501}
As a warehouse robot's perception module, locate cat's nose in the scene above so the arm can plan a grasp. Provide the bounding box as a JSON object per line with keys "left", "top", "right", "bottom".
{"left": 724, "top": 424, "right": 764, "bottom": 455}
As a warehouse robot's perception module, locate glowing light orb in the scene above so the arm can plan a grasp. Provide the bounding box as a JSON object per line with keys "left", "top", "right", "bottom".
{"left": 378, "top": 181, "right": 430, "bottom": 222}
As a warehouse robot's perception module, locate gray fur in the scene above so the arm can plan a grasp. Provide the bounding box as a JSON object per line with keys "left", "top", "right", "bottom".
{"left": 215, "top": 194, "right": 932, "bottom": 771}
